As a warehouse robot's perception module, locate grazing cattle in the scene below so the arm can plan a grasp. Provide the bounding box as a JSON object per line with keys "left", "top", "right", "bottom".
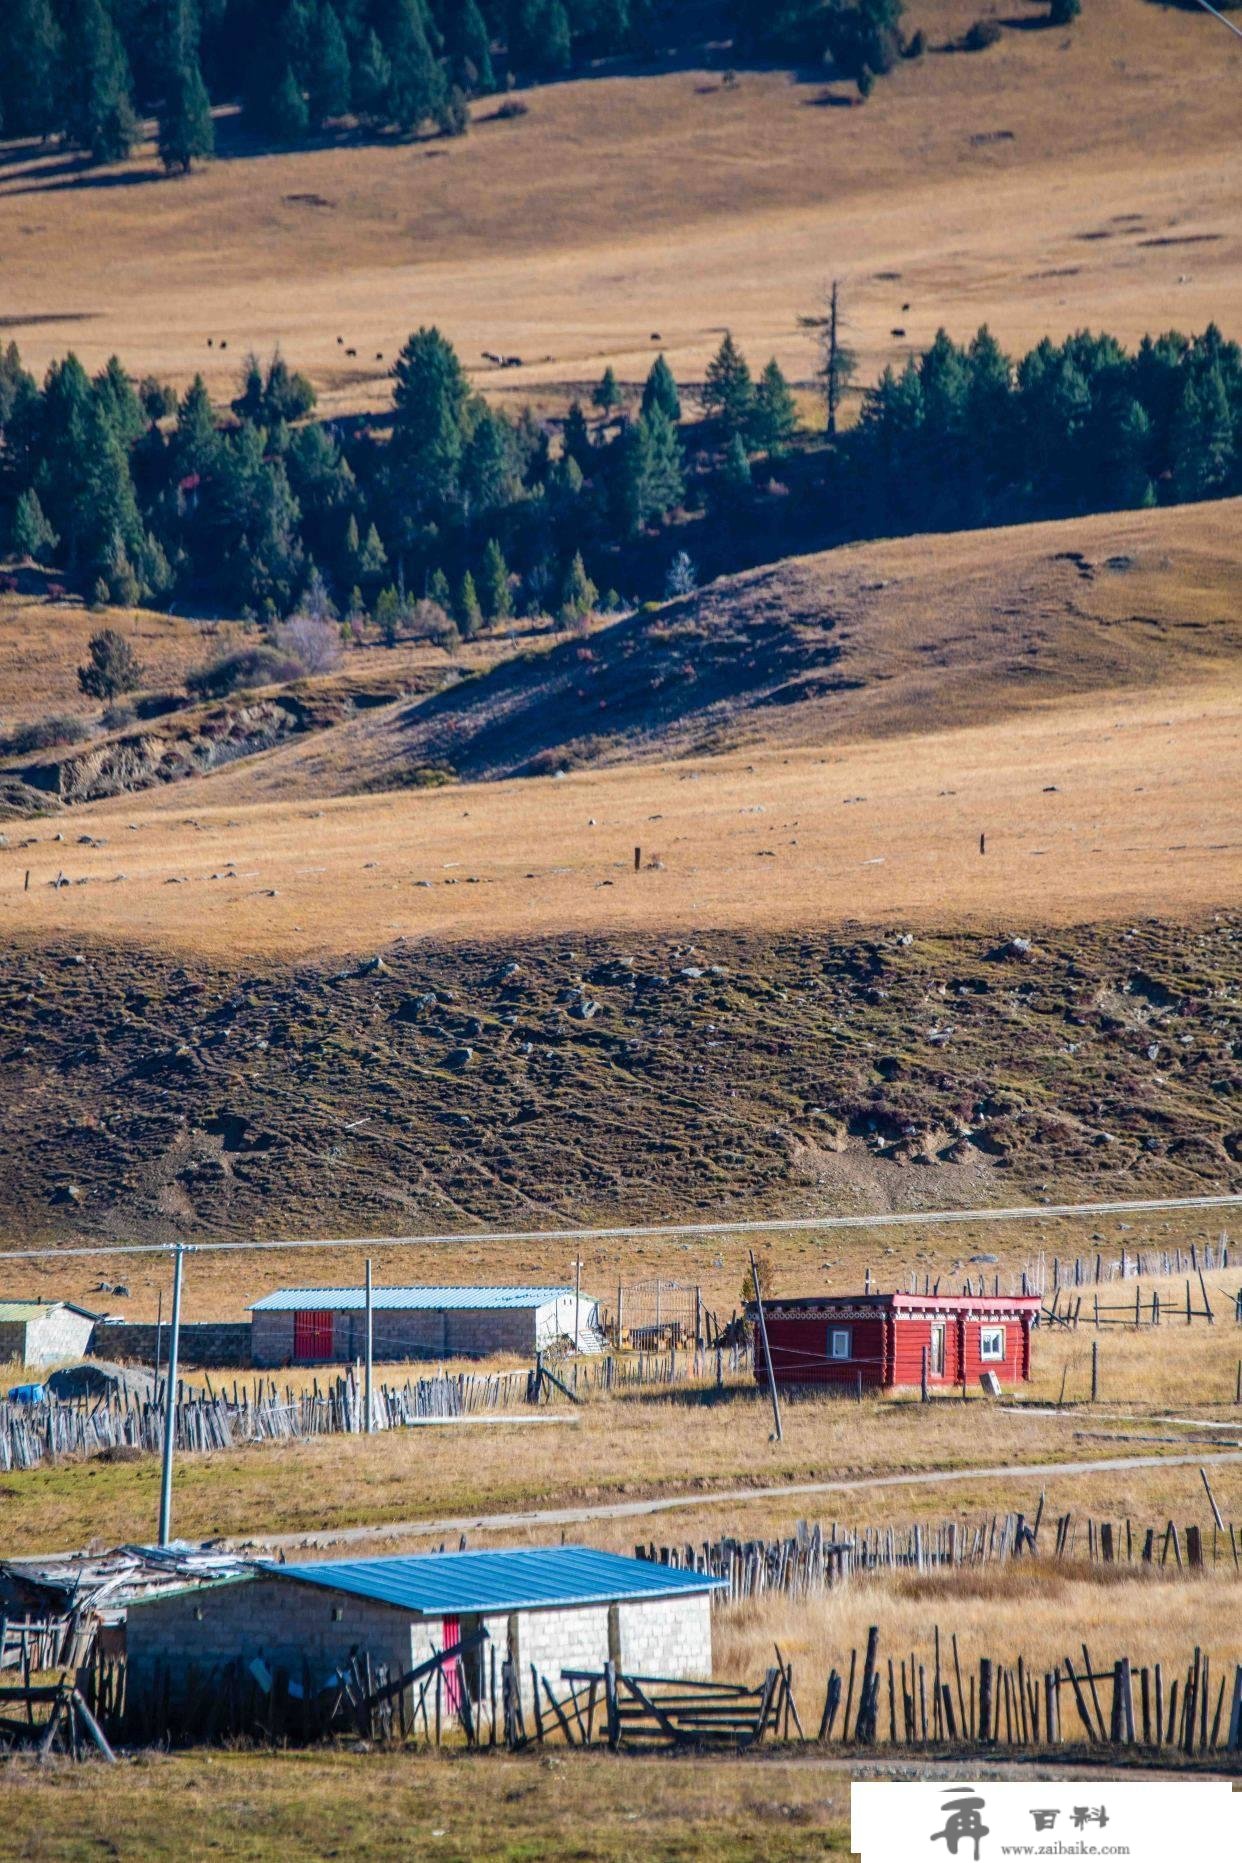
{"left": 220, "top": 340, "right": 228, "bottom": 349}
{"left": 206, "top": 337, "right": 213, "bottom": 347}
{"left": 345, "top": 347, "right": 357, "bottom": 357}
{"left": 650, "top": 332, "right": 661, "bottom": 340}
{"left": 376, "top": 351, "right": 384, "bottom": 361}
{"left": 891, "top": 327, "right": 906, "bottom": 337}
{"left": 502, "top": 355, "right": 522, "bottom": 369}
{"left": 902, "top": 301, "right": 910, "bottom": 311}
{"left": 336, "top": 335, "right": 344, "bottom": 345}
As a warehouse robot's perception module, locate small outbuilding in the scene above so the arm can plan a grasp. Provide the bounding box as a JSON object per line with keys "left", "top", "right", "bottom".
{"left": 751, "top": 1291, "right": 1041, "bottom": 1392}
{"left": 248, "top": 1283, "right": 601, "bottom": 1367}
{"left": 0, "top": 1299, "right": 101, "bottom": 1369}
{"left": 125, "top": 1546, "right": 721, "bottom": 1710}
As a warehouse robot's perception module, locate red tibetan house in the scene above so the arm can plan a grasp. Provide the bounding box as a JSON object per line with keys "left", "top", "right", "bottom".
{"left": 750, "top": 1291, "right": 1041, "bottom": 1392}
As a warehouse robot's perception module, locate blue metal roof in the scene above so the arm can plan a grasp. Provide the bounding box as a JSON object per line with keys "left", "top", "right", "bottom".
{"left": 261, "top": 1547, "right": 722, "bottom": 1615}
{"left": 248, "top": 1284, "right": 574, "bottom": 1314}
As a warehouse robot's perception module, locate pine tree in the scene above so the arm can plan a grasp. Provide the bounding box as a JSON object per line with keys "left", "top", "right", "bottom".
{"left": 511, "top": 0, "right": 572, "bottom": 73}
{"left": 94, "top": 356, "right": 145, "bottom": 447}
{"left": 67, "top": 0, "right": 137, "bottom": 164}
{"left": 1170, "top": 368, "right": 1234, "bottom": 502}
{"left": 562, "top": 400, "right": 592, "bottom": 469}
{"left": 308, "top": 1, "right": 352, "bottom": 121}
{"left": 752, "top": 359, "right": 797, "bottom": 457}
{"left": 456, "top": 569, "right": 483, "bottom": 636}
{"left": 444, "top": 0, "right": 495, "bottom": 91}
{"left": 271, "top": 64, "right": 310, "bottom": 139}
{"left": 593, "top": 366, "right": 621, "bottom": 414}
{"left": 382, "top": 0, "right": 444, "bottom": 131}
{"left": 641, "top": 353, "right": 681, "bottom": 423}
{"left": 559, "top": 550, "right": 598, "bottom": 627}
{"left": 10, "top": 488, "right": 58, "bottom": 563}
{"left": 354, "top": 29, "right": 393, "bottom": 122}
{"left": 159, "top": 5, "right": 215, "bottom": 174}
{"left": 78, "top": 628, "right": 144, "bottom": 698}
{"left": 703, "top": 332, "right": 754, "bottom": 436}
{"left": 359, "top": 522, "right": 389, "bottom": 584}
{"left": 389, "top": 327, "right": 470, "bottom": 516}
{"left": 479, "top": 537, "right": 513, "bottom": 619}
{"left": 428, "top": 566, "right": 452, "bottom": 610}
{"left": 719, "top": 430, "right": 752, "bottom": 499}
{"left": 2, "top": 0, "right": 64, "bottom": 139}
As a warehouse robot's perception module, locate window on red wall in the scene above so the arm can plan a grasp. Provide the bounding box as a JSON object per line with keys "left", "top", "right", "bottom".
{"left": 980, "top": 1325, "right": 1005, "bottom": 1361}
{"left": 828, "top": 1327, "right": 852, "bottom": 1360}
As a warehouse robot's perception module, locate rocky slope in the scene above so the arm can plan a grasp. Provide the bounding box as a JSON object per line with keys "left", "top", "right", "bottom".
{"left": 1, "top": 916, "right": 1236, "bottom": 1244}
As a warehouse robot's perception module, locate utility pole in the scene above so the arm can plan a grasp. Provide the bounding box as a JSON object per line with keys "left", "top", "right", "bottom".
{"left": 157, "top": 1244, "right": 188, "bottom": 1548}
{"left": 749, "top": 1248, "right": 783, "bottom": 1443}
{"left": 572, "top": 1256, "right": 582, "bottom": 1351}
{"left": 364, "top": 1257, "right": 374, "bottom": 1435}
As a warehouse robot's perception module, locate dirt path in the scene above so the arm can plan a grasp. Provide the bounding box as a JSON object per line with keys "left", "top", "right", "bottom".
{"left": 243, "top": 1447, "right": 1242, "bottom": 1552}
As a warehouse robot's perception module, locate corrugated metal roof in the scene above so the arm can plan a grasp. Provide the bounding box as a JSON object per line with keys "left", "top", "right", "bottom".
{"left": 248, "top": 1285, "right": 575, "bottom": 1313}
{"left": 262, "top": 1547, "right": 722, "bottom": 1614}
{"left": 0, "top": 1300, "right": 98, "bottom": 1323}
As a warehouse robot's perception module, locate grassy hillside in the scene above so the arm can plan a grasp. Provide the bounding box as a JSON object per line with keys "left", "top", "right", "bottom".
{"left": 0, "top": 0, "right": 1237, "bottom": 418}
{"left": 0, "top": 915, "right": 1236, "bottom": 1247}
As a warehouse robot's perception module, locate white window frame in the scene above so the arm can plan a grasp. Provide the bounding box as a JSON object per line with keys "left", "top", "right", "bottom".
{"left": 979, "top": 1325, "right": 1006, "bottom": 1362}
{"left": 828, "top": 1326, "right": 852, "bottom": 1362}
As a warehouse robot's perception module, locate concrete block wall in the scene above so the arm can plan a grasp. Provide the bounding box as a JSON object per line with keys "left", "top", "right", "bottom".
{"left": 251, "top": 1304, "right": 543, "bottom": 1368}
{"left": 125, "top": 1575, "right": 416, "bottom": 1695}
{"left": 617, "top": 1592, "right": 713, "bottom": 1678}
{"left": 91, "top": 1320, "right": 251, "bottom": 1368}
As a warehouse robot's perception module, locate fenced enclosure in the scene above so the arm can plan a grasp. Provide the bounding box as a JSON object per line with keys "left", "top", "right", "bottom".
{"left": 593, "top": 1279, "right": 735, "bottom": 1349}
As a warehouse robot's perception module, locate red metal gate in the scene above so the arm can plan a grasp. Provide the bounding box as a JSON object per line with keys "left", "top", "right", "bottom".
{"left": 293, "top": 1309, "right": 334, "bottom": 1361}
{"left": 441, "top": 1617, "right": 462, "bottom": 1713}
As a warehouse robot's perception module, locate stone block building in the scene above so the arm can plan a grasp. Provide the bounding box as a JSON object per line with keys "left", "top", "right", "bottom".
{"left": 125, "top": 1546, "right": 719, "bottom": 1712}
{"left": 0, "top": 1299, "right": 100, "bottom": 1368}
{"left": 248, "top": 1283, "right": 601, "bottom": 1367}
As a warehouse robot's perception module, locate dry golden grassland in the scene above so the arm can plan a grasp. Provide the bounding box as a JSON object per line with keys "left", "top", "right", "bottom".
{"left": 0, "top": 0, "right": 1237, "bottom": 421}
{"left": 0, "top": 1746, "right": 850, "bottom": 1862}
{"left": 4, "top": 675, "right": 1236, "bottom": 958}
{"left": 5, "top": 1277, "right": 1241, "bottom": 1558}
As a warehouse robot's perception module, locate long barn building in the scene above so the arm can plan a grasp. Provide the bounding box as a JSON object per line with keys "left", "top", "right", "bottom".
{"left": 751, "top": 1291, "right": 1041, "bottom": 1392}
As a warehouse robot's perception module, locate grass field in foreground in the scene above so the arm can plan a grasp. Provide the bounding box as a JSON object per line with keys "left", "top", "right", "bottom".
{"left": 0, "top": 1747, "right": 849, "bottom": 1863}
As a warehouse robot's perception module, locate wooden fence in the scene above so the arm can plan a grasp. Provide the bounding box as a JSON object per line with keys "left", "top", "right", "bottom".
{"left": 0, "top": 1367, "right": 531, "bottom": 1474}
{"left": 634, "top": 1503, "right": 1242, "bottom": 1600}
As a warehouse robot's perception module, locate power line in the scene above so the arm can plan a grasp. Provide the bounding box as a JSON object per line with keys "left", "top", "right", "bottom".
{"left": 1189, "top": 0, "right": 1242, "bottom": 39}
{"left": 0, "top": 1193, "right": 1237, "bottom": 1263}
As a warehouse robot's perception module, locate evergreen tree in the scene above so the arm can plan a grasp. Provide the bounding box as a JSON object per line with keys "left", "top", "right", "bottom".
{"left": 1048, "top": 0, "right": 1080, "bottom": 21}
{"left": 443, "top": 0, "right": 495, "bottom": 91}
{"left": 456, "top": 568, "right": 483, "bottom": 636}
{"left": 271, "top": 64, "right": 310, "bottom": 138}
{"left": 66, "top": 0, "right": 137, "bottom": 164}
{"left": 1, "top": 0, "right": 64, "bottom": 139}
{"left": 427, "top": 566, "right": 452, "bottom": 610}
{"left": 308, "top": 1, "right": 352, "bottom": 121}
{"left": 382, "top": 0, "right": 444, "bottom": 130}
{"left": 93, "top": 356, "right": 145, "bottom": 447}
{"left": 562, "top": 400, "right": 592, "bottom": 470}
{"left": 389, "top": 327, "right": 471, "bottom": 516}
{"left": 559, "top": 549, "right": 597, "bottom": 626}
{"left": 171, "top": 374, "right": 221, "bottom": 481}
{"left": 593, "top": 366, "right": 621, "bottom": 414}
{"left": 641, "top": 353, "right": 681, "bottom": 423}
{"left": 359, "top": 521, "right": 389, "bottom": 585}
{"left": 616, "top": 407, "right": 683, "bottom": 532}
{"left": 159, "top": 6, "right": 215, "bottom": 174}
{"left": 1170, "top": 368, "right": 1234, "bottom": 502}
{"left": 463, "top": 405, "right": 518, "bottom": 512}
{"left": 718, "top": 430, "right": 752, "bottom": 499}
{"left": 354, "top": 29, "right": 393, "bottom": 122}
{"left": 511, "top": 0, "right": 572, "bottom": 73}
{"left": 752, "top": 359, "right": 797, "bottom": 457}
{"left": 479, "top": 537, "right": 513, "bottom": 618}
{"left": 78, "top": 627, "right": 144, "bottom": 698}
{"left": 703, "top": 332, "right": 754, "bottom": 436}
{"left": 10, "top": 488, "right": 58, "bottom": 563}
